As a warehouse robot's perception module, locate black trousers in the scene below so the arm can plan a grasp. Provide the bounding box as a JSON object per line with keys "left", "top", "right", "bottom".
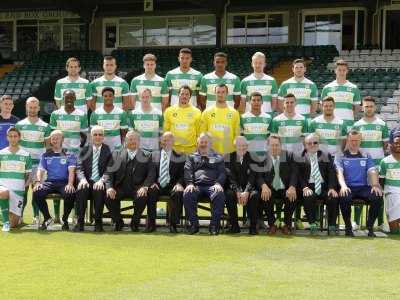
{"left": 302, "top": 184, "right": 339, "bottom": 226}
{"left": 225, "top": 189, "right": 259, "bottom": 230}
{"left": 33, "top": 181, "right": 75, "bottom": 221}
{"left": 75, "top": 181, "right": 107, "bottom": 224}
{"left": 261, "top": 189, "right": 296, "bottom": 227}
{"left": 105, "top": 187, "right": 148, "bottom": 226}
{"left": 149, "top": 185, "right": 183, "bottom": 226}
{"left": 339, "top": 186, "right": 383, "bottom": 230}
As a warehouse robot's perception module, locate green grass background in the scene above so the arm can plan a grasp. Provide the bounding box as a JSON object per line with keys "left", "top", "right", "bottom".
{"left": 0, "top": 198, "right": 399, "bottom": 299}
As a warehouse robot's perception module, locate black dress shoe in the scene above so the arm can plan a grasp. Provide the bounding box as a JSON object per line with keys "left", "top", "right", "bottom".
{"left": 209, "top": 225, "right": 220, "bottom": 235}
{"left": 129, "top": 223, "right": 139, "bottom": 232}
{"left": 61, "top": 222, "right": 69, "bottom": 231}
{"left": 169, "top": 224, "right": 178, "bottom": 233}
{"left": 345, "top": 228, "right": 355, "bottom": 237}
{"left": 226, "top": 225, "right": 241, "bottom": 234}
{"left": 249, "top": 228, "right": 259, "bottom": 235}
{"left": 73, "top": 223, "right": 84, "bottom": 232}
{"left": 144, "top": 225, "right": 156, "bottom": 233}
{"left": 187, "top": 225, "right": 199, "bottom": 235}
{"left": 367, "top": 228, "right": 376, "bottom": 237}
{"left": 94, "top": 223, "right": 104, "bottom": 232}
{"left": 114, "top": 220, "right": 125, "bottom": 231}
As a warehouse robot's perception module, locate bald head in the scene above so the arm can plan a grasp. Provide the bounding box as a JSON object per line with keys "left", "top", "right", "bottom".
{"left": 26, "top": 97, "right": 40, "bottom": 118}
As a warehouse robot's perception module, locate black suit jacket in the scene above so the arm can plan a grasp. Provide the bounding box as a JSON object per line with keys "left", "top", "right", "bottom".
{"left": 297, "top": 150, "right": 337, "bottom": 191}
{"left": 76, "top": 143, "right": 112, "bottom": 182}
{"left": 225, "top": 152, "right": 257, "bottom": 193}
{"left": 255, "top": 150, "right": 298, "bottom": 190}
{"left": 151, "top": 150, "right": 185, "bottom": 188}
{"left": 104, "top": 148, "right": 156, "bottom": 190}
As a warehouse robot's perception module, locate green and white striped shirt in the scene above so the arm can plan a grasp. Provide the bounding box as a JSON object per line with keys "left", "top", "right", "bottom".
{"left": 54, "top": 76, "right": 92, "bottom": 113}
{"left": 199, "top": 71, "right": 241, "bottom": 108}
{"left": 15, "top": 118, "right": 51, "bottom": 166}
{"left": 91, "top": 75, "right": 130, "bottom": 110}
{"left": 278, "top": 77, "right": 318, "bottom": 118}
{"left": 130, "top": 73, "right": 169, "bottom": 111}
{"left": 379, "top": 155, "right": 400, "bottom": 193}
{"left": 90, "top": 106, "right": 129, "bottom": 151}
{"left": 241, "top": 73, "right": 278, "bottom": 113}
{"left": 270, "top": 113, "right": 307, "bottom": 153}
{"left": 308, "top": 115, "right": 346, "bottom": 156}
{"left": 240, "top": 111, "right": 271, "bottom": 153}
{"left": 129, "top": 107, "right": 163, "bottom": 152}
{"left": 321, "top": 80, "right": 361, "bottom": 129}
{"left": 353, "top": 117, "right": 389, "bottom": 164}
{"left": 50, "top": 108, "right": 88, "bottom": 154}
{"left": 164, "top": 67, "right": 202, "bottom": 107}
{"left": 0, "top": 147, "right": 32, "bottom": 198}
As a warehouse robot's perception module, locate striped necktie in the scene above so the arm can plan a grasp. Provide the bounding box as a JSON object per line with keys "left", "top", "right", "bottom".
{"left": 272, "top": 157, "right": 283, "bottom": 190}
{"left": 91, "top": 147, "right": 100, "bottom": 181}
{"left": 159, "top": 151, "right": 170, "bottom": 188}
{"left": 310, "top": 153, "right": 322, "bottom": 195}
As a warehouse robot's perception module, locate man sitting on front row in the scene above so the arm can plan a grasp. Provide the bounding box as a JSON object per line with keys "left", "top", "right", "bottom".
{"left": 255, "top": 135, "right": 297, "bottom": 235}
{"left": 335, "top": 129, "right": 383, "bottom": 237}
{"left": 224, "top": 136, "right": 259, "bottom": 235}
{"left": 75, "top": 125, "right": 112, "bottom": 232}
{"left": 183, "top": 133, "right": 226, "bottom": 235}
{"left": 33, "top": 130, "right": 76, "bottom": 231}
{"left": 104, "top": 130, "right": 156, "bottom": 232}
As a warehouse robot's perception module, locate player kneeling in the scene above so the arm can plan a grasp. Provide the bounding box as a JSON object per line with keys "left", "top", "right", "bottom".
{"left": 0, "top": 128, "right": 32, "bottom": 232}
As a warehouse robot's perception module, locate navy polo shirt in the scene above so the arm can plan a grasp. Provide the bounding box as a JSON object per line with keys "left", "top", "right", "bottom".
{"left": 0, "top": 115, "right": 19, "bottom": 150}
{"left": 39, "top": 150, "right": 76, "bottom": 182}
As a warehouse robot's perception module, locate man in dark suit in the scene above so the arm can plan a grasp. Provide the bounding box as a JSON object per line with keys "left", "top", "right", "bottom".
{"left": 183, "top": 133, "right": 226, "bottom": 235}
{"left": 104, "top": 130, "right": 156, "bottom": 231}
{"left": 75, "top": 125, "right": 112, "bottom": 232}
{"left": 255, "top": 135, "right": 298, "bottom": 235}
{"left": 225, "top": 136, "right": 259, "bottom": 234}
{"left": 149, "top": 132, "right": 186, "bottom": 233}
{"left": 298, "top": 133, "right": 339, "bottom": 235}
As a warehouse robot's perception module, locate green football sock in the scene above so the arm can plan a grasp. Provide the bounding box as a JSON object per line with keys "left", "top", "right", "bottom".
{"left": 377, "top": 205, "right": 384, "bottom": 226}
{"left": 0, "top": 199, "right": 10, "bottom": 224}
{"left": 354, "top": 206, "right": 362, "bottom": 225}
{"left": 53, "top": 199, "right": 61, "bottom": 219}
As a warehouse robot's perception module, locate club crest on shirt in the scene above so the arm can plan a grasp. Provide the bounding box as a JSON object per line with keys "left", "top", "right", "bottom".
{"left": 360, "top": 160, "right": 366, "bottom": 167}
{"left": 60, "top": 158, "right": 67, "bottom": 165}
{"left": 173, "top": 113, "right": 177, "bottom": 118}
{"left": 227, "top": 113, "right": 233, "bottom": 119}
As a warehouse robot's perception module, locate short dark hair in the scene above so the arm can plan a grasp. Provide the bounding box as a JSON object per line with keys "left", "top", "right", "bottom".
{"left": 179, "top": 48, "right": 192, "bottom": 55}
{"left": 293, "top": 58, "right": 305, "bottom": 66}
{"left": 102, "top": 87, "right": 115, "bottom": 96}
{"left": 268, "top": 134, "right": 281, "bottom": 144}
{"left": 362, "top": 96, "right": 375, "bottom": 104}
{"left": 250, "top": 92, "right": 262, "bottom": 100}
{"left": 335, "top": 59, "right": 348, "bottom": 68}
{"left": 7, "top": 127, "right": 20, "bottom": 137}
{"left": 322, "top": 96, "right": 335, "bottom": 104}
{"left": 284, "top": 93, "right": 296, "bottom": 100}
{"left": 215, "top": 83, "right": 229, "bottom": 93}
{"left": 214, "top": 52, "right": 227, "bottom": 59}
{"left": 178, "top": 85, "right": 193, "bottom": 97}
{"left": 104, "top": 55, "right": 116, "bottom": 62}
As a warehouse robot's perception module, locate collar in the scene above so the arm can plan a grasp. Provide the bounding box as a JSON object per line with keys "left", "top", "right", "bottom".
{"left": 93, "top": 144, "right": 102, "bottom": 152}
